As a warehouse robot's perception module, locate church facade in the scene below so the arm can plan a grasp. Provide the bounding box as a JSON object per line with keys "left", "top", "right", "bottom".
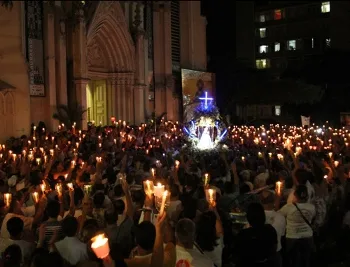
{"left": 0, "top": 1, "right": 207, "bottom": 140}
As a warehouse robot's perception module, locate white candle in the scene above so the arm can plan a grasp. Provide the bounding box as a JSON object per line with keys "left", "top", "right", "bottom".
{"left": 159, "top": 190, "right": 168, "bottom": 216}
{"left": 143, "top": 180, "right": 154, "bottom": 196}
{"left": 91, "top": 234, "right": 110, "bottom": 259}
{"left": 55, "top": 184, "right": 62, "bottom": 196}
{"left": 151, "top": 168, "right": 155, "bottom": 177}
{"left": 4, "top": 193, "right": 11, "bottom": 207}
{"left": 175, "top": 160, "right": 180, "bottom": 169}
{"left": 334, "top": 160, "right": 339, "bottom": 167}
{"left": 32, "top": 192, "right": 39, "bottom": 203}
{"left": 276, "top": 181, "right": 282, "bottom": 195}
{"left": 67, "top": 183, "right": 74, "bottom": 191}
{"left": 40, "top": 183, "right": 46, "bottom": 192}
{"left": 154, "top": 183, "right": 164, "bottom": 198}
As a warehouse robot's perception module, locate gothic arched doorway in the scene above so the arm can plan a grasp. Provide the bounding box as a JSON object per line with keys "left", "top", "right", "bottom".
{"left": 86, "top": 1, "right": 135, "bottom": 125}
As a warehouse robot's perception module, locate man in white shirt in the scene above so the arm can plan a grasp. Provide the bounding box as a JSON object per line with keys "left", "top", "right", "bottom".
{"left": 175, "top": 218, "right": 214, "bottom": 267}
{"left": 54, "top": 216, "right": 88, "bottom": 265}
{"left": 261, "top": 191, "right": 286, "bottom": 252}
{"left": 0, "top": 217, "right": 35, "bottom": 262}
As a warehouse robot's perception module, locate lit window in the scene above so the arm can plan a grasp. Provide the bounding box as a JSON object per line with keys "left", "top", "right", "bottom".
{"left": 259, "top": 28, "right": 266, "bottom": 38}
{"left": 321, "top": 2, "right": 330, "bottom": 13}
{"left": 275, "top": 42, "right": 280, "bottom": 52}
{"left": 259, "top": 45, "right": 268, "bottom": 53}
{"left": 275, "top": 106, "right": 281, "bottom": 116}
{"left": 326, "top": 38, "right": 331, "bottom": 47}
{"left": 256, "top": 59, "right": 270, "bottom": 69}
{"left": 287, "top": 40, "right": 296, "bottom": 50}
{"left": 260, "top": 14, "right": 265, "bottom": 22}
{"left": 274, "top": 9, "right": 282, "bottom": 20}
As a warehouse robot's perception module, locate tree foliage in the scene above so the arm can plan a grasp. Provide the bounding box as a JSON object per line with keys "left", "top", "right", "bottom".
{"left": 1, "top": 0, "right": 13, "bottom": 9}
{"left": 52, "top": 103, "right": 87, "bottom": 129}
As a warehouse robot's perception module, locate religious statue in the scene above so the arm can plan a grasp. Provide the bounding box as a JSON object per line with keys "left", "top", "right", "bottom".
{"left": 193, "top": 79, "right": 206, "bottom": 102}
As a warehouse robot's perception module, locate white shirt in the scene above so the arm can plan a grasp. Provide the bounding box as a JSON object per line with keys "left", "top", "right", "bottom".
{"left": 58, "top": 209, "right": 83, "bottom": 221}
{"left": 1, "top": 213, "right": 33, "bottom": 239}
{"left": 279, "top": 202, "right": 316, "bottom": 239}
{"left": 203, "top": 236, "right": 224, "bottom": 267}
{"left": 55, "top": 236, "right": 88, "bottom": 265}
{"left": 265, "top": 210, "right": 286, "bottom": 251}
{"left": 0, "top": 239, "right": 35, "bottom": 261}
{"left": 176, "top": 245, "right": 214, "bottom": 267}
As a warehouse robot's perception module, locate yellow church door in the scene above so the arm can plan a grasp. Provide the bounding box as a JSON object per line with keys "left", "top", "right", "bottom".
{"left": 86, "top": 80, "right": 107, "bottom": 125}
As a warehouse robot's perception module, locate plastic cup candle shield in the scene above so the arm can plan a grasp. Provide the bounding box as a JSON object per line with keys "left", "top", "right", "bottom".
{"left": 154, "top": 183, "right": 164, "bottom": 198}
{"left": 143, "top": 180, "right": 154, "bottom": 196}
{"left": 91, "top": 234, "right": 110, "bottom": 259}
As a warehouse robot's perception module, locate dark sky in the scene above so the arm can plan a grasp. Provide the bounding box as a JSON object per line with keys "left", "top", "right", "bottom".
{"left": 201, "top": 0, "right": 238, "bottom": 107}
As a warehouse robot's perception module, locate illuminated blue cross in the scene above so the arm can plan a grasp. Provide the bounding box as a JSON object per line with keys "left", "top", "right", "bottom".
{"left": 199, "top": 92, "right": 213, "bottom": 108}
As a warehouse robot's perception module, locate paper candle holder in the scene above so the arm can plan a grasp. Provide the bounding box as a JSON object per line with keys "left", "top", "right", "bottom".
{"left": 91, "top": 234, "right": 110, "bottom": 259}
{"left": 84, "top": 184, "right": 92, "bottom": 195}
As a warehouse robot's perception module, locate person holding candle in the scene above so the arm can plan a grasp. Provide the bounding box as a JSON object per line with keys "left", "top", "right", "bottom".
{"left": 279, "top": 185, "right": 316, "bottom": 267}
{"left": 54, "top": 216, "right": 88, "bottom": 265}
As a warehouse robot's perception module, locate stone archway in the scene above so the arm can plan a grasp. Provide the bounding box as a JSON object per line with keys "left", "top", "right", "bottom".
{"left": 86, "top": 1, "right": 135, "bottom": 124}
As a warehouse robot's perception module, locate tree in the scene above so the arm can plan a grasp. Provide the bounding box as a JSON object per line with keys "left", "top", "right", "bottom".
{"left": 52, "top": 103, "right": 87, "bottom": 129}
{"left": 1, "top": 0, "right": 13, "bottom": 9}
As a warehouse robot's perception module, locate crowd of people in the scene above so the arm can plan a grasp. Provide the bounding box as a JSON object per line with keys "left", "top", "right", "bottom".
{"left": 0, "top": 120, "right": 349, "bottom": 267}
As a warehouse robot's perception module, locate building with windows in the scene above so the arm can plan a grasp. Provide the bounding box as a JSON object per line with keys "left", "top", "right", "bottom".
{"left": 0, "top": 1, "right": 207, "bottom": 141}
{"left": 254, "top": 1, "right": 350, "bottom": 74}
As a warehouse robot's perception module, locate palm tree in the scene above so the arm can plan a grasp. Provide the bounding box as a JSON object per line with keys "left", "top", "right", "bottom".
{"left": 52, "top": 102, "right": 87, "bottom": 129}
{"left": 1, "top": 1, "right": 13, "bottom": 9}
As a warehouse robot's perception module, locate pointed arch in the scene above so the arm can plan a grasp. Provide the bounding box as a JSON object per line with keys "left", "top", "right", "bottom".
{"left": 87, "top": 1, "right": 135, "bottom": 72}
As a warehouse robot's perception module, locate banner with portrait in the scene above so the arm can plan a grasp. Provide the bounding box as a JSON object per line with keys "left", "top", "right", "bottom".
{"left": 25, "top": 1, "right": 45, "bottom": 96}
{"left": 181, "top": 69, "right": 215, "bottom": 107}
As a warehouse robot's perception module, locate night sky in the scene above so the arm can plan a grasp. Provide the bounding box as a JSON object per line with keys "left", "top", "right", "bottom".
{"left": 201, "top": 1, "right": 237, "bottom": 108}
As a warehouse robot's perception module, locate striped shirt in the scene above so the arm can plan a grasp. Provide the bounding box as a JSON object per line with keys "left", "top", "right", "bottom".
{"left": 37, "top": 220, "right": 64, "bottom": 245}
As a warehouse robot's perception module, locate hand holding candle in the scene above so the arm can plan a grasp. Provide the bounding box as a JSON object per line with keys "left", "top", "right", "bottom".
{"left": 203, "top": 173, "right": 210, "bottom": 187}
{"left": 205, "top": 188, "right": 216, "bottom": 206}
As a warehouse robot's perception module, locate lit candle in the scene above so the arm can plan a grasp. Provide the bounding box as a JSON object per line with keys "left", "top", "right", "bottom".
{"left": 32, "top": 192, "right": 39, "bottom": 203}
{"left": 55, "top": 184, "right": 62, "bottom": 196}
{"left": 175, "top": 160, "right": 180, "bottom": 169}
{"left": 84, "top": 185, "right": 92, "bottom": 195}
{"left": 143, "top": 180, "right": 154, "bottom": 196}
{"left": 151, "top": 168, "right": 155, "bottom": 178}
{"left": 154, "top": 183, "right": 164, "bottom": 198}
{"left": 334, "top": 160, "right": 339, "bottom": 167}
{"left": 91, "top": 234, "right": 110, "bottom": 259}
{"left": 40, "top": 183, "right": 46, "bottom": 192}
{"left": 71, "top": 160, "right": 76, "bottom": 168}
{"left": 276, "top": 181, "right": 282, "bottom": 195}
{"left": 203, "top": 173, "right": 210, "bottom": 186}
{"left": 96, "top": 157, "right": 102, "bottom": 163}
{"left": 159, "top": 190, "right": 169, "bottom": 216}
{"left": 67, "top": 183, "right": 74, "bottom": 191}
{"left": 36, "top": 158, "right": 41, "bottom": 165}
{"left": 205, "top": 188, "right": 216, "bottom": 205}
{"left": 4, "top": 193, "right": 11, "bottom": 207}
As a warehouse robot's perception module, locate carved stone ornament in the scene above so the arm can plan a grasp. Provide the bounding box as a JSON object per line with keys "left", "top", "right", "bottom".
{"left": 87, "top": 39, "right": 105, "bottom": 68}
{"left": 93, "top": 1, "right": 127, "bottom": 27}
